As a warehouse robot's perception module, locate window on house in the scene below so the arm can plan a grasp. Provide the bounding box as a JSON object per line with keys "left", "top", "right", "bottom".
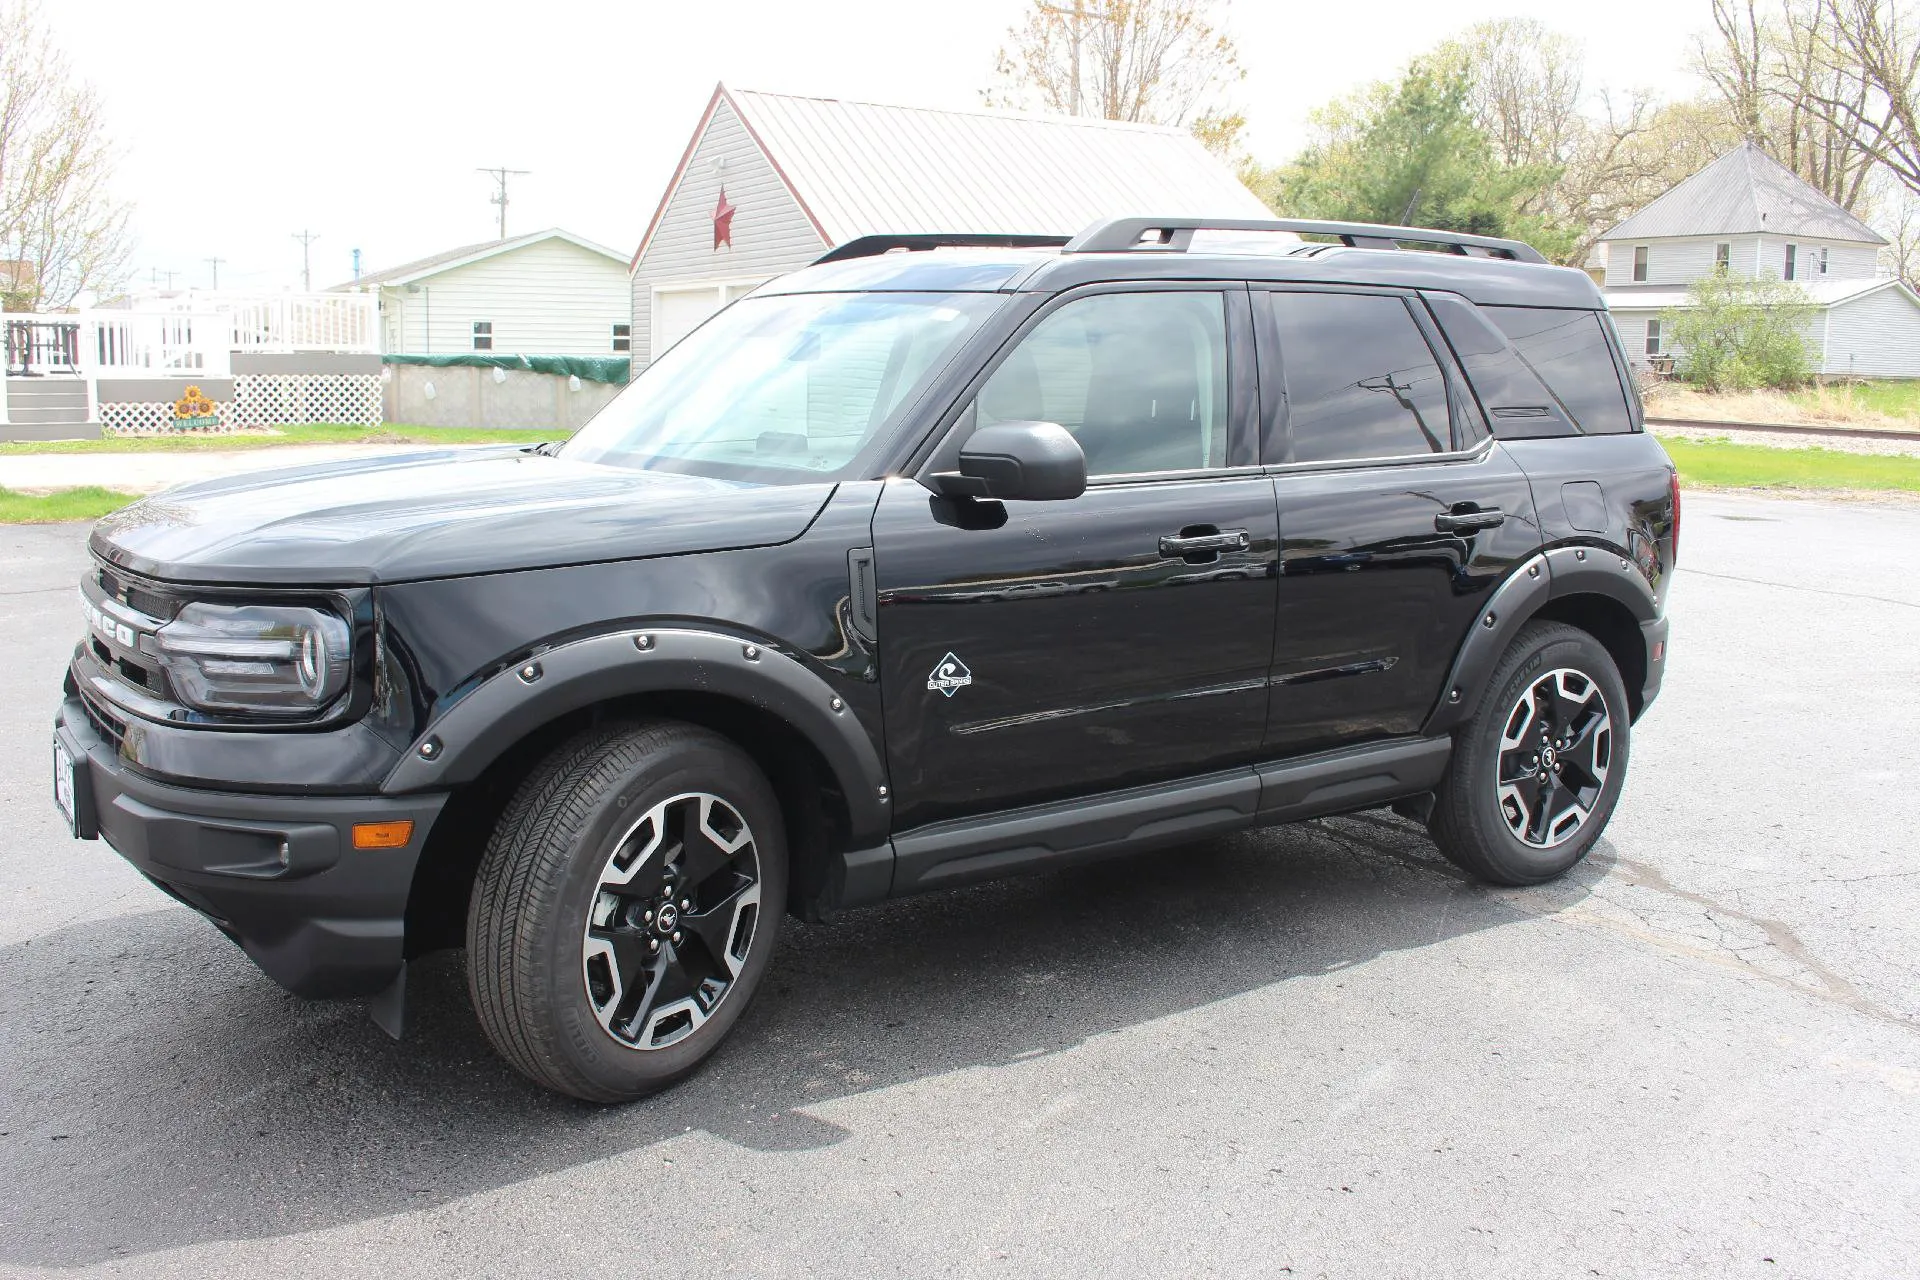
{"left": 1785, "top": 244, "right": 1798, "bottom": 280}
{"left": 1715, "top": 243, "right": 1731, "bottom": 272}
{"left": 612, "top": 322, "right": 631, "bottom": 353}
{"left": 1819, "top": 247, "right": 1830, "bottom": 275}
{"left": 1645, "top": 319, "right": 1662, "bottom": 356}
{"left": 1632, "top": 246, "right": 1650, "bottom": 282}
{"left": 472, "top": 321, "right": 493, "bottom": 351}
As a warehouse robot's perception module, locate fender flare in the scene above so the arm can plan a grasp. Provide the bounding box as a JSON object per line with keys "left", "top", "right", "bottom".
{"left": 380, "top": 627, "right": 891, "bottom": 846}
{"left": 1423, "top": 545, "right": 1657, "bottom": 736}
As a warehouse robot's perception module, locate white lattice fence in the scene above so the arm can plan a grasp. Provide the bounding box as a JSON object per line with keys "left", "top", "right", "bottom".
{"left": 100, "top": 401, "right": 237, "bottom": 435}
{"left": 229, "top": 373, "right": 381, "bottom": 427}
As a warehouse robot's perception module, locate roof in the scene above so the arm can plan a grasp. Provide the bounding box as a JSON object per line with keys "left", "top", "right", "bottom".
{"left": 335, "top": 228, "right": 628, "bottom": 290}
{"left": 634, "top": 85, "right": 1272, "bottom": 266}
{"left": 1604, "top": 277, "right": 1911, "bottom": 310}
{"left": 763, "top": 242, "right": 1606, "bottom": 312}
{"left": 1601, "top": 142, "right": 1886, "bottom": 245}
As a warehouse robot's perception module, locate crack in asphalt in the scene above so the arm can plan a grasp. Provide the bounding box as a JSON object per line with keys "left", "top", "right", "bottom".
{"left": 1314, "top": 813, "right": 1916, "bottom": 1035}
{"left": 1677, "top": 567, "right": 1920, "bottom": 611}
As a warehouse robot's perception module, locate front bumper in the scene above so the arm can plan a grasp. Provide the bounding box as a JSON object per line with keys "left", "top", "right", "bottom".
{"left": 55, "top": 697, "right": 448, "bottom": 998}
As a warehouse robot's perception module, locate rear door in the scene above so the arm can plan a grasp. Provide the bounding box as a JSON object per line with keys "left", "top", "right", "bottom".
{"left": 1255, "top": 287, "right": 1540, "bottom": 757}
{"left": 872, "top": 284, "right": 1279, "bottom": 831}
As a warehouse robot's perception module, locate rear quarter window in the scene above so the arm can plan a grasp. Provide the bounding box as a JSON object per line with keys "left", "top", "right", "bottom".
{"left": 1483, "top": 306, "right": 1633, "bottom": 435}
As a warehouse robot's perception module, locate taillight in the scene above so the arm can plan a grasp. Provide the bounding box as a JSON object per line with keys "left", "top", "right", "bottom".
{"left": 1669, "top": 470, "right": 1681, "bottom": 567}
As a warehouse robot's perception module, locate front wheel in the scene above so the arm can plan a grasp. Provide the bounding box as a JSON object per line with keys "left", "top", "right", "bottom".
{"left": 1428, "top": 621, "right": 1631, "bottom": 886}
{"left": 466, "top": 720, "right": 787, "bottom": 1103}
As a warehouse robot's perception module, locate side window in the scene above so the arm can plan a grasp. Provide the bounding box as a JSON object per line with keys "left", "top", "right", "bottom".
{"left": 973, "top": 291, "right": 1229, "bottom": 477}
{"left": 1269, "top": 292, "right": 1452, "bottom": 463}
{"left": 1484, "top": 306, "right": 1633, "bottom": 435}
{"left": 612, "top": 322, "right": 632, "bottom": 353}
{"left": 472, "top": 321, "right": 493, "bottom": 351}
{"left": 1426, "top": 293, "right": 1574, "bottom": 440}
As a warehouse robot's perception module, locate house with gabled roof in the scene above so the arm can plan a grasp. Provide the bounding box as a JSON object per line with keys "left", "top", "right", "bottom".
{"left": 1597, "top": 142, "right": 1920, "bottom": 378}
{"left": 628, "top": 84, "right": 1272, "bottom": 368}
{"left": 335, "top": 228, "right": 632, "bottom": 358}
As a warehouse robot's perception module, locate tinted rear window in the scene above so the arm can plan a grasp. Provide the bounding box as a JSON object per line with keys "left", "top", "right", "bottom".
{"left": 1269, "top": 292, "right": 1452, "bottom": 463}
{"left": 1483, "top": 306, "right": 1632, "bottom": 434}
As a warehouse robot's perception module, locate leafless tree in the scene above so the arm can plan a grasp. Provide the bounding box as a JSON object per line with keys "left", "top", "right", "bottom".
{"left": 1694, "top": 0, "right": 1885, "bottom": 209}
{"left": 1804, "top": 0, "right": 1920, "bottom": 200}
{"left": 1443, "top": 19, "right": 1586, "bottom": 171}
{"left": 0, "top": 0, "right": 130, "bottom": 311}
{"left": 988, "top": 0, "right": 1244, "bottom": 140}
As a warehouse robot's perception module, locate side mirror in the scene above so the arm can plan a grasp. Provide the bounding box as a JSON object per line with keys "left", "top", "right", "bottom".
{"left": 930, "top": 421, "right": 1087, "bottom": 502}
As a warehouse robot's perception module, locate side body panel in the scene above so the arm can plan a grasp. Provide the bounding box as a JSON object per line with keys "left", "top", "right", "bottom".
{"left": 1266, "top": 449, "right": 1542, "bottom": 755}
{"left": 871, "top": 475, "right": 1280, "bottom": 831}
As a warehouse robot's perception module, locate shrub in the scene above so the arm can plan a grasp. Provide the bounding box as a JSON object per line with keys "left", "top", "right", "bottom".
{"left": 1662, "top": 273, "right": 1816, "bottom": 391}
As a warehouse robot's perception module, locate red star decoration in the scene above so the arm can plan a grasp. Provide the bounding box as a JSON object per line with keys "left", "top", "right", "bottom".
{"left": 713, "top": 187, "right": 736, "bottom": 250}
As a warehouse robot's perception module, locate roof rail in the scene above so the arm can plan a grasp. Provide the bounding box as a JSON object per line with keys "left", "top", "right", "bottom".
{"left": 1062, "top": 217, "right": 1549, "bottom": 265}
{"left": 814, "top": 233, "right": 1071, "bottom": 265}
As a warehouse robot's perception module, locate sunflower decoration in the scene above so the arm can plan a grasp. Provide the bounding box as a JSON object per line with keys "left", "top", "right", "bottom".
{"left": 172, "top": 385, "right": 219, "bottom": 429}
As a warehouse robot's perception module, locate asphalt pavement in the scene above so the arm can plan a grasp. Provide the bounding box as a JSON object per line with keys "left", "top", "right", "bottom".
{"left": 1, "top": 492, "right": 1916, "bottom": 1278}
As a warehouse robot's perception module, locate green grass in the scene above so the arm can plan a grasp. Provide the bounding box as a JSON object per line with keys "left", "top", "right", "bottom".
{"left": 0, "top": 423, "right": 566, "bottom": 456}
{"left": 1787, "top": 379, "right": 1920, "bottom": 422}
{"left": 1663, "top": 437, "right": 1920, "bottom": 492}
{"left": 0, "top": 486, "right": 139, "bottom": 523}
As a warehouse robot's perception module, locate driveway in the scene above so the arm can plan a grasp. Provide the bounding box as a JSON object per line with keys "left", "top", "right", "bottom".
{"left": 0, "top": 444, "right": 452, "bottom": 495}
{"left": 1, "top": 493, "right": 1916, "bottom": 1278}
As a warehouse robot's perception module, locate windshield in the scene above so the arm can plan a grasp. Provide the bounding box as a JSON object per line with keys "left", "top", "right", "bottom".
{"left": 563, "top": 291, "right": 1003, "bottom": 482}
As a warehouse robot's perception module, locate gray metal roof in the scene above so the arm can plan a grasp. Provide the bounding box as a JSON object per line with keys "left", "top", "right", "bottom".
{"left": 1601, "top": 142, "right": 1886, "bottom": 244}
{"left": 334, "top": 228, "right": 628, "bottom": 291}
{"left": 726, "top": 88, "right": 1272, "bottom": 244}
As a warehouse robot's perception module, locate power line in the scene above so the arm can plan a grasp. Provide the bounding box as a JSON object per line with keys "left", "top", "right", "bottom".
{"left": 477, "top": 166, "right": 531, "bottom": 240}
{"left": 206, "top": 256, "right": 225, "bottom": 290}
{"left": 292, "top": 230, "right": 319, "bottom": 291}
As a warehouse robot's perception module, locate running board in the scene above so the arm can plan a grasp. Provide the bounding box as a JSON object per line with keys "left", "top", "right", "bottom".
{"left": 875, "top": 735, "right": 1451, "bottom": 900}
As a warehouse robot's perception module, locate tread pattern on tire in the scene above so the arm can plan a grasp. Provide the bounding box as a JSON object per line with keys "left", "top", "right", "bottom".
{"left": 466, "top": 719, "right": 750, "bottom": 1101}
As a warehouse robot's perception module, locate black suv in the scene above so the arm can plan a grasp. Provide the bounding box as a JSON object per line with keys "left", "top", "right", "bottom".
{"left": 52, "top": 217, "right": 1676, "bottom": 1103}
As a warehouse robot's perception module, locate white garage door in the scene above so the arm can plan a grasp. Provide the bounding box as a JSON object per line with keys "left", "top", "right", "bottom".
{"left": 653, "top": 281, "right": 767, "bottom": 361}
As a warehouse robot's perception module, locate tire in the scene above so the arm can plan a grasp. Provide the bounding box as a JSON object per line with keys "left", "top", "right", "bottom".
{"left": 1428, "top": 621, "right": 1631, "bottom": 886}
{"left": 466, "top": 719, "right": 787, "bottom": 1103}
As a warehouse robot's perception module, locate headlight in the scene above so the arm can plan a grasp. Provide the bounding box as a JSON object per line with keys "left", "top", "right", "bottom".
{"left": 153, "top": 602, "right": 352, "bottom": 717}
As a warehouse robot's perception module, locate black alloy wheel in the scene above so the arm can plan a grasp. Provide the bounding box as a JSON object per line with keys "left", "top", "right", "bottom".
{"left": 1428, "top": 620, "right": 1631, "bottom": 886}
{"left": 467, "top": 720, "right": 787, "bottom": 1103}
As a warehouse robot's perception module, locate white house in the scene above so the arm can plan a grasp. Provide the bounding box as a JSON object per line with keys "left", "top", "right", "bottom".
{"left": 629, "top": 84, "right": 1274, "bottom": 369}
{"left": 337, "top": 228, "right": 633, "bottom": 358}
{"left": 1597, "top": 142, "right": 1920, "bottom": 378}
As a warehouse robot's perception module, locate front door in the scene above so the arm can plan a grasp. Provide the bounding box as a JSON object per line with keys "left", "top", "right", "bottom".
{"left": 1255, "top": 288, "right": 1540, "bottom": 756}
{"left": 873, "top": 286, "right": 1279, "bottom": 832}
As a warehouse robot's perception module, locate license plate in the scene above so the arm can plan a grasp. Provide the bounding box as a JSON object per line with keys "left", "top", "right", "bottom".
{"left": 52, "top": 739, "right": 79, "bottom": 837}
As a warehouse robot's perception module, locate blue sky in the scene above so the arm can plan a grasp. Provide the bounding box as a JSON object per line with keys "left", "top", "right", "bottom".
{"left": 47, "top": 0, "right": 1711, "bottom": 295}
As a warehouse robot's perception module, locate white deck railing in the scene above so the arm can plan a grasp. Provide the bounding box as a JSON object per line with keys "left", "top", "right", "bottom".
{"left": 6, "top": 311, "right": 227, "bottom": 379}
{"left": 211, "top": 293, "right": 379, "bottom": 353}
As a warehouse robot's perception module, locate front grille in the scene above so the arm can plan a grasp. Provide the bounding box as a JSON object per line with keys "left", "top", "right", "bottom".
{"left": 79, "top": 688, "right": 127, "bottom": 749}
{"left": 96, "top": 565, "right": 178, "bottom": 623}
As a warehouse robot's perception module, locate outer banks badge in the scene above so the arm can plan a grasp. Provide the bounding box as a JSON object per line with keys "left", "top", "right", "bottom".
{"left": 927, "top": 652, "right": 973, "bottom": 698}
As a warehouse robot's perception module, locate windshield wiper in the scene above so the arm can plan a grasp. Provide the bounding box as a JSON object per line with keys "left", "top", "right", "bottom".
{"left": 525, "top": 440, "right": 562, "bottom": 457}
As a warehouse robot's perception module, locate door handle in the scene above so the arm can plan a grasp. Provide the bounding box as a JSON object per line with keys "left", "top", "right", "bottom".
{"left": 1435, "top": 507, "right": 1505, "bottom": 533}
{"left": 1159, "top": 528, "right": 1250, "bottom": 559}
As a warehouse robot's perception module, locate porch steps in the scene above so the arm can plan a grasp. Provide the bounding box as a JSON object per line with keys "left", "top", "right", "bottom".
{"left": 2, "top": 377, "right": 100, "bottom": 441}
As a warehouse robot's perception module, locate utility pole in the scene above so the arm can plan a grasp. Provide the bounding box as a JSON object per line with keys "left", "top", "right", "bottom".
{"left": 206, "top": 256, "right": 225, "bottom": 290}
{"left": 1038, "top": 1, "right": 1092, "bottom": 115}
{"left": 292, "top": 230, "right": 319, "bottom": 291}
{"left": 477, "top": 166, "right": 531, "bottom": 240}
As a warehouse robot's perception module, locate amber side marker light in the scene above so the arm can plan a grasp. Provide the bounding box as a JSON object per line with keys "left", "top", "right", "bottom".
{"left": 352, "top": 821, "right": 415, "bottom": 850}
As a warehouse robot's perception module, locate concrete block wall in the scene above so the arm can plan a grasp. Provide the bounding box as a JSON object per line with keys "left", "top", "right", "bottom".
{"left": 382, "top": 364, "right": 624, "bottom": 430}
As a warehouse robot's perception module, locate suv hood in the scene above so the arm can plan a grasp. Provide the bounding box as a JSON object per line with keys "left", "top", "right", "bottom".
{"left": 90, "top": 447, "right": 836, "bottom": 586}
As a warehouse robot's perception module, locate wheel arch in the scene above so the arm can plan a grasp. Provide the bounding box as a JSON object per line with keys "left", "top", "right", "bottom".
{"left": 1425, "top": 545, "right": 1658, "bottom": 735}
{"left": 388, "top": 628, "right": 888, "bottom": 954}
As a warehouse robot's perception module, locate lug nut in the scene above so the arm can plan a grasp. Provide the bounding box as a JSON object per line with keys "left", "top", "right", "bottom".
{"left": 644, "top": 909, "right": 654, "bottom": 923}
{"left": 680, "top": 898, "right": 691, "bottom": 910}
{"left": 670, "top": 931, "right": 682, "bottom": 944}
{"left": 648, "top": 938, "right": 660, "bottom": 952}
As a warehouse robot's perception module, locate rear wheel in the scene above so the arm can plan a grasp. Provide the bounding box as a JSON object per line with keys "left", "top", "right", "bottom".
{"left": 1428, "top": 621, "right": 1630, "bottom": 886}
{"left": 466, "top": 720, "right": 786, "bottom": 1102}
